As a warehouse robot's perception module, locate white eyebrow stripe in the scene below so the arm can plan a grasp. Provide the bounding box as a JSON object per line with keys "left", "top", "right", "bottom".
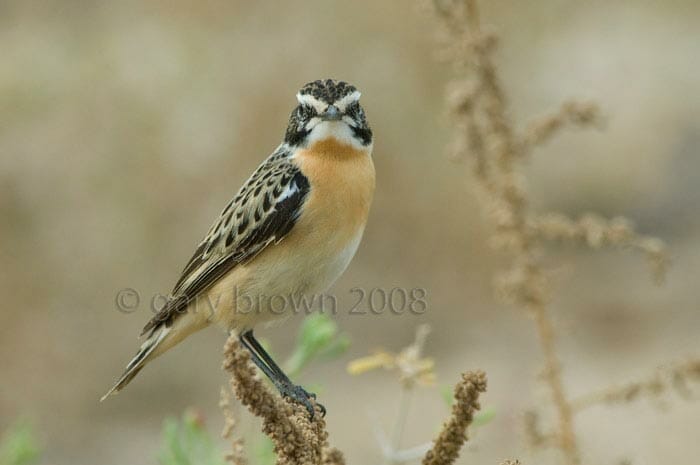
{"left": 296, "top": 93, "right": 326, "bottom": 113}
{"left": 335, "top": 91, "right": 361, "bottom": 111}
{"left": 296, "top": 90, "right": 361, "bottom": 112}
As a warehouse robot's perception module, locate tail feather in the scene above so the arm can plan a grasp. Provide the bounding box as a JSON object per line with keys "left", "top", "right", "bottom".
{"left": 100, "top": 326, "right": 171, "bottom": 401}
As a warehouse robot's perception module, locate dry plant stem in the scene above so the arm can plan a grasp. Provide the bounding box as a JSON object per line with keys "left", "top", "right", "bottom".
{"left": 222, "top": 335, "right": 344, "bottom": 465}
{"left": 531, "top": 303, "right": 577, "bottom": 460}
{"left": 422, "top": 371, "right": 487, "bottom": 465}
{"left": 360, "top": 324, "right": 435, "bottom": 464}
{"left": 432, "top": 0, "right": 669, "bottom": 463}
{"left": 523, "top": 410, "right": 556, "bottom": 450}
{"left": 385, "top": 385, "right": 413, "bottom": 465}
{"left": 571, "top": 357, "right": 700, "bottom": 411}
{"left": 219, "top": 387, "right": 248, "bottom": 465}
{"left": 223, "top": 331, "right": 489, "bottom": 465}
{"left": 387, "top": 324, "right": 429, "bottom": 463}
{"left": 519, "top": 101, "right": 601, "bottom": 154}
{"left": 432, "top": 1, "right": 582, "bottom": 463}
{"left": 529, "top": 213, "right": 667, "bottom": 284}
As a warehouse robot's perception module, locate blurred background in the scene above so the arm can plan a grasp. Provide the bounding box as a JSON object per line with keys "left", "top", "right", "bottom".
{"left": 1, "top": 1, "right": 699, "bottom": 464}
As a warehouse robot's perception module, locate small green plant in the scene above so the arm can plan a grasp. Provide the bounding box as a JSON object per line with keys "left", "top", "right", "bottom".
{"left": 0, "top": 420, "right": 41, "bottom": 465}
{"left": 284, "top": 313, "right": 351, "bottom": 378}
{"left": 158, "top": 410, "right": 225, "bottom": 465}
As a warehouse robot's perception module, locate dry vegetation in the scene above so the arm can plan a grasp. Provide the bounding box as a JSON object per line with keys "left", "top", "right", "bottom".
{"left": 432, "top": 0, "right": 696, "bottom": 463}
{"left": 213, "top": 1, "right": 699, "bottom": 464}
{"left": 221, "top": 336, "right": 487, "bottom": 465}
{"left": 1, "top": 1, "right": 698, "bottom": 465}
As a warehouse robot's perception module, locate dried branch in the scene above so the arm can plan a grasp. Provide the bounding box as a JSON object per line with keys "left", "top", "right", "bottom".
{"left": 222, "top": 335, "right": 344, "bottom": 465}
{"left": 223, "top": 333, "right": 490, "bottom": 465}
{"left": 522, "top": 410, "right": 556, "bottom": 450}
{"left": 529, "top": 213, "right": 668, "bottom": 284}
{"left": 219, "top": 387, "right": 247, "bottom": 465}
{"left": 422, "top": 371, "right": 487, "bottom": 465}
{"left": 428, "top": 1, "right": 668, "bottom": 464}
{"left": 429, "top": 1, "right": 582, "bottom": 462}
{"left": 519, "top": 101, "right": 602, "bottom": 153}
{"left": 571, "top": 357, "right": 700, "bottom": 411}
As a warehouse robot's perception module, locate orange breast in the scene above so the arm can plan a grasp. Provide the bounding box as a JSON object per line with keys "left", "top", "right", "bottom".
{"left": 293, "top": 137, "right": 375, "bottom": 247}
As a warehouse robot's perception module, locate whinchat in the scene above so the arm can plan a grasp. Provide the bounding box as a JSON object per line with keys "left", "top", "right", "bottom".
{"left": 103, "top": 79, "right": 375, "bottom": 416}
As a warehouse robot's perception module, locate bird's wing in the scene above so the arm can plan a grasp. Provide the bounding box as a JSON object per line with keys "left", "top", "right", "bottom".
{"left": 141, "top": 149, "right": 310, "bottom": 335}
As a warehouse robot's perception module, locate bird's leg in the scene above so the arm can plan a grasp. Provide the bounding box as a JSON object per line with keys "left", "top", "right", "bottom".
{"left": 239, "top": 330, "right": 325, "bottom": 418}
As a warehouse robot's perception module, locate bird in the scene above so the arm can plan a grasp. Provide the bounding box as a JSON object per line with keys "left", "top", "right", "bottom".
{"left": 102, "top": 79, "right": 375, "bottom": 417}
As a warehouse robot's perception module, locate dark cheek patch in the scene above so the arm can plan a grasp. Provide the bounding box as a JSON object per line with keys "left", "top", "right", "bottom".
{"left": 285, "top": 129, "right": 309, "bottom": 146}
{"left": 351, "top": 126, "right": 373, "bottom": 146}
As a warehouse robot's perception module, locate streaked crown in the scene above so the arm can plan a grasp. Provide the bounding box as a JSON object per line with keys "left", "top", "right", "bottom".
{"left": 284, "top": 79, "right": 372, "bottom": 148}
{"left": 298, "top": 79, "right": 358, "bottom": 104}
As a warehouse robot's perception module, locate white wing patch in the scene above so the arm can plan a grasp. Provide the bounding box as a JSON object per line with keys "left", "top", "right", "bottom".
{"left": 278, "top": 182, "right": 299, "bottom": 202}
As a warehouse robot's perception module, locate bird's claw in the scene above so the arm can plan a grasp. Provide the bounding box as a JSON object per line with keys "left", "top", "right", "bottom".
{"left": 280, "top": 383, "right": 325, "bottom": 419}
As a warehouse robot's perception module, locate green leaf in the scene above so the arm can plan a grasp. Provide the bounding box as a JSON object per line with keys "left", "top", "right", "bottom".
{"left": 285, "top": 314, "right": 350, "bottom": 377}
{"left": 473, "top": 407, "right": 496, "bottom": 427}
{"left": 0, "top": 420, "right": 41, "bottom": 465}
{"left": 440, "top": 385, "right": 455, "bottom": 407}
{"left": 318, "top": 333, "right": 351, "bottom": 360}
{"left": 157, "top": 411, "right": 226, "bottom": 465}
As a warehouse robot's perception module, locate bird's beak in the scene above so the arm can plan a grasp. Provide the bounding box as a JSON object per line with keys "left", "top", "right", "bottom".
{"left": 321, "top": 105, "right": 342, "bottom": 121}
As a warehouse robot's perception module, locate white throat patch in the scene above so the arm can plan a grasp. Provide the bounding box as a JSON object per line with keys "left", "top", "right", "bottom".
{"left": 305, "top": 121, "right": 367, "bottom": 150}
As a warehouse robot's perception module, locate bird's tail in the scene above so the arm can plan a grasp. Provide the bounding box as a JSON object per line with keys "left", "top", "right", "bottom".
{"left": 100, "top": 326, "right": 171, "bottom": 401}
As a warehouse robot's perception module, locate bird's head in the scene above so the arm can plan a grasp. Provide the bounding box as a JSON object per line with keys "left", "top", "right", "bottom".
{"left": 284, "top": 79, "right": 372, "bottom": 149}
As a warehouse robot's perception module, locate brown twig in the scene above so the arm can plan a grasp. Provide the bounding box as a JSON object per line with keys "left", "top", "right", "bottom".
{"left": 223, "top": 333, "right": 490, "bottom": 465}
{"left": 428, "top": 1, "right": 668, "bottom": 464}
{"left": 422, "top": 371, "right": 487, "bottom": 465}
{"left": 519, "top": 101, "right": 602, "bottom": 154}
{"left": 522, "top": 410, "right": 556, "bottom": 450}
{"left": 430, "top": 1, "right": 581, "bottom": 462}
{"left": 571, "top": 357, "right": 700, "bottom": 411}
{"left": 222, "top": 335, "right": 345, "bottom": 465}
{"left": 219, "top": 387, "right": 248, "bottom": 465}
{"left": 529, "top": 213, "right": 668, "bottom": 284}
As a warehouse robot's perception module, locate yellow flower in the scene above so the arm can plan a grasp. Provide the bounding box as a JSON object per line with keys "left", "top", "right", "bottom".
{"left": 346, "top": 325, "right": 436, "bottom": 387}
{"left": 347, "top": 350, "right": 395, "bottom": 375}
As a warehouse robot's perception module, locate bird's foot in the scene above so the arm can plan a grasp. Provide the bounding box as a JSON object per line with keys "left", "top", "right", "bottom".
{"left": 279, "top": 382, "right": 325, "bottom": 419}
